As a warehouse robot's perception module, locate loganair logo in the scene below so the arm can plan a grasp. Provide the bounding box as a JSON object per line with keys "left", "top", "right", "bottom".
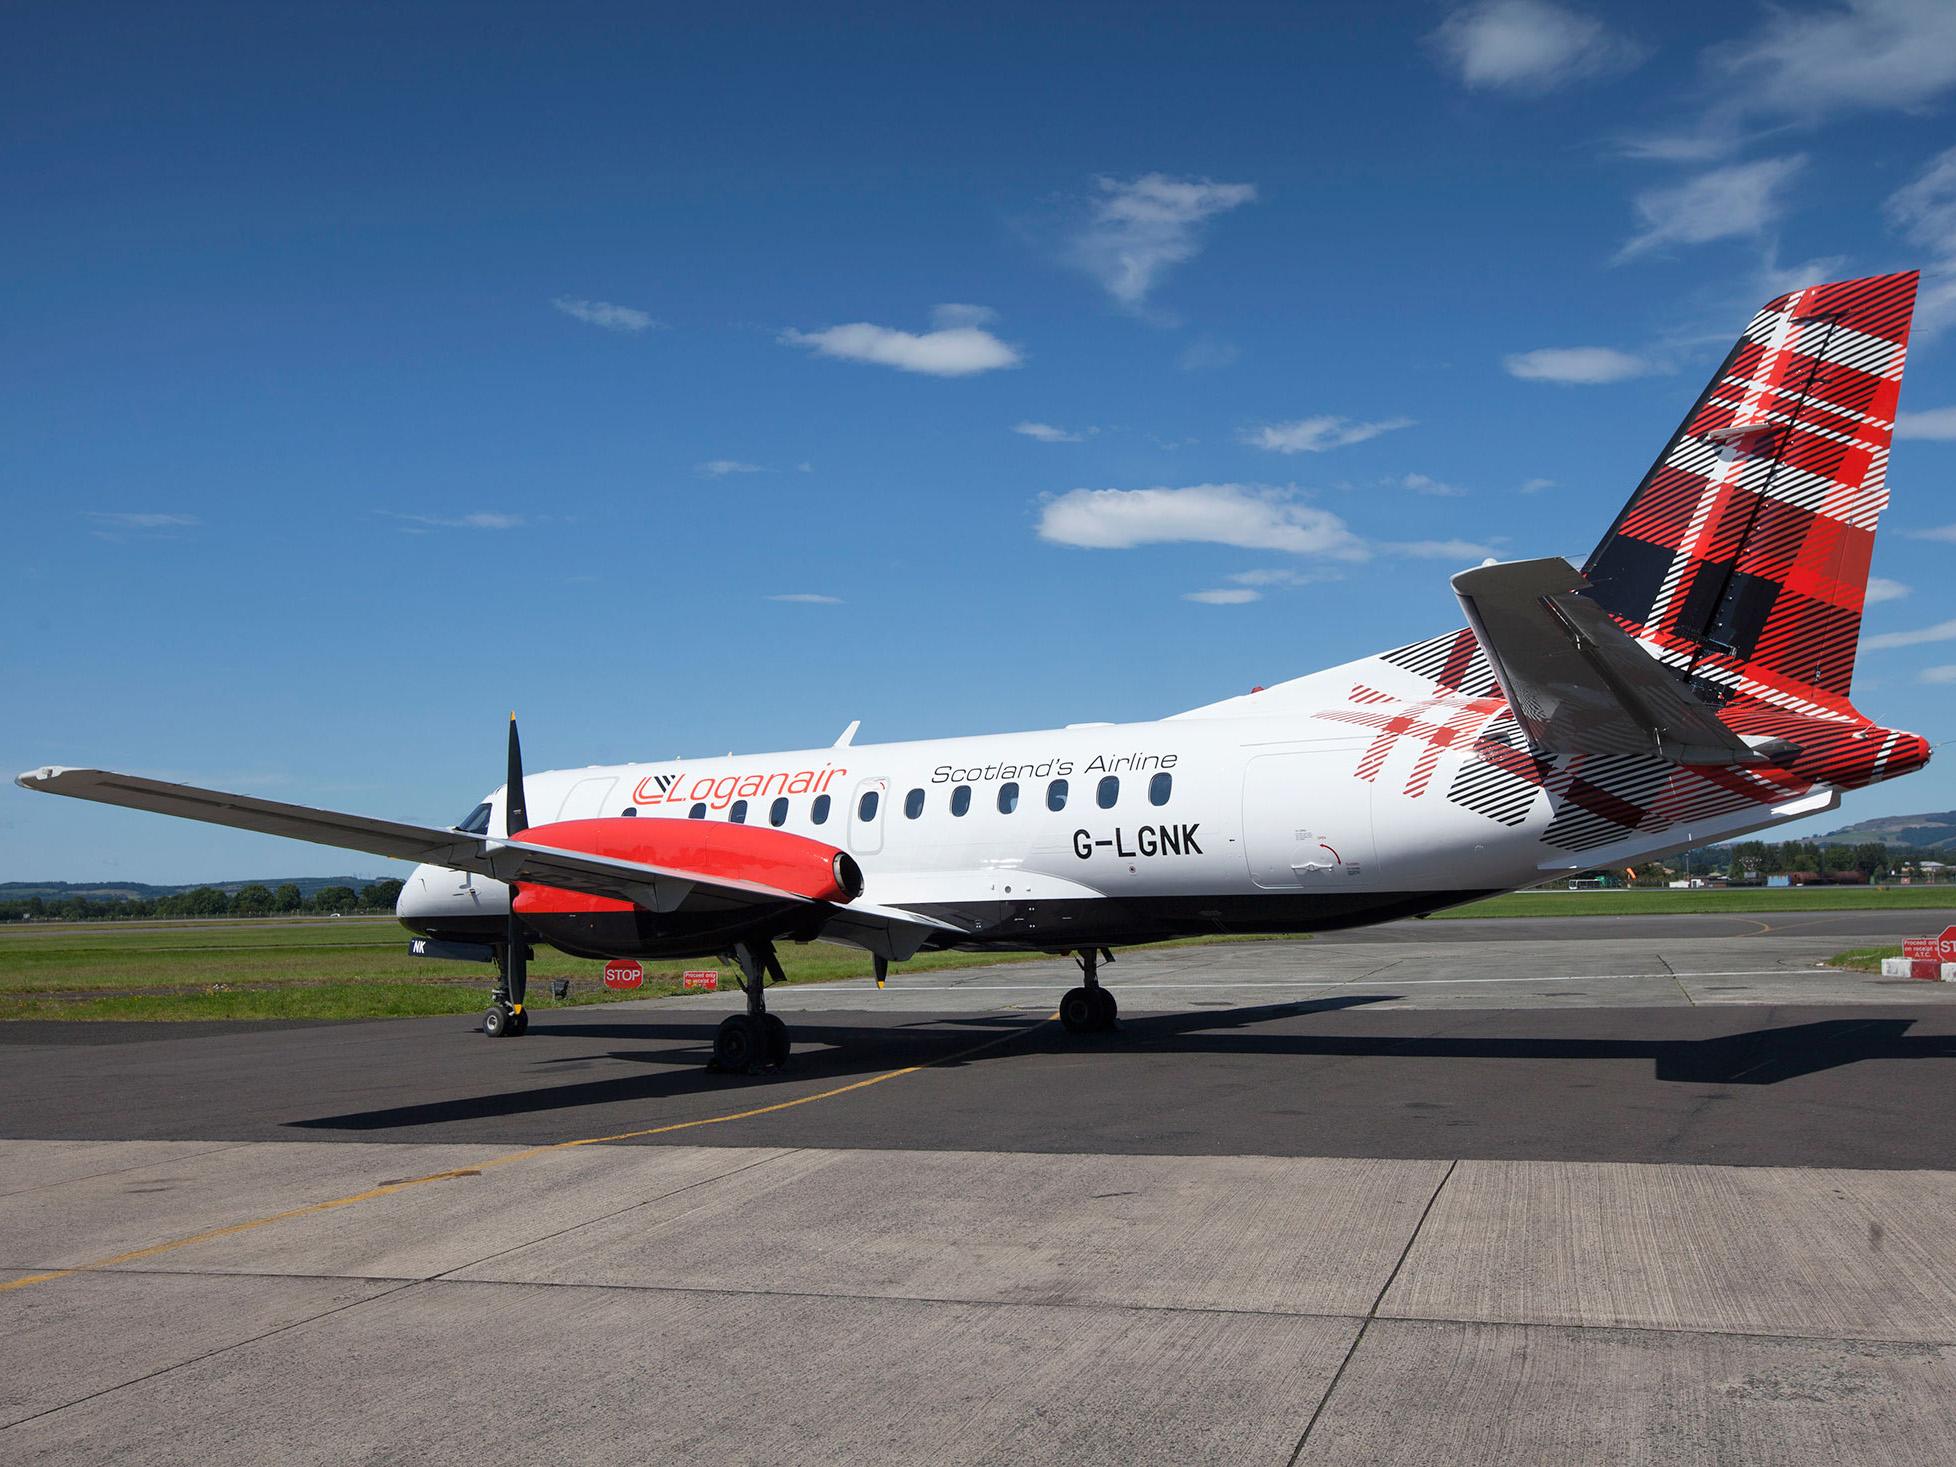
{"left": 634, "top": 764, "right": 848, "bottom": 812}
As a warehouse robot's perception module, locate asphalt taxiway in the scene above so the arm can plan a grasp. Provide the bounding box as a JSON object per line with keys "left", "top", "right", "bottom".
{"left": 5, "top": 911, "right": 1956, "bottom": 1463}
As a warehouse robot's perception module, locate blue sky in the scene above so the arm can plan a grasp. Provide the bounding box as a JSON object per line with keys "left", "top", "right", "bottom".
{"left": 6, "top": 0, "right": 1956, "bottom": 881}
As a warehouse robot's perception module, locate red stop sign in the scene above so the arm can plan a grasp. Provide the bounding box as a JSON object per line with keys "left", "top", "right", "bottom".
{"left": 602, "top": 959, "right": 644, "bottom": 990}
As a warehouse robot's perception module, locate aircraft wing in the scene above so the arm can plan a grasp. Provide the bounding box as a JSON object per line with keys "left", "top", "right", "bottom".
{"left": 1451, "top": 559, "right": 1760, "bottom": 766}
{"left": 18, "top": 766, "right": 805, "bottom": 915}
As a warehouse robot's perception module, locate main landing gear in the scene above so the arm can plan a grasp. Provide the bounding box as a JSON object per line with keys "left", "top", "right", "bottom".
{"left": 713, "top": 939, "right": 791, "bottom": 1072}
{"left": 483, "top": 936, "right": 531, "bottom": 1039}
{"left": 1060, "top": 947, "right": 1118, "bottom": 1034}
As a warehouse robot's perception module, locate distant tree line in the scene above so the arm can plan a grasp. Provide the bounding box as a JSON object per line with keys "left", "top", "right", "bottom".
{"left": 0, "top": 879, "right": 405, "bottom": 923}
{"left": 1674, "top": 841, "right": 1946, "bottom": 882}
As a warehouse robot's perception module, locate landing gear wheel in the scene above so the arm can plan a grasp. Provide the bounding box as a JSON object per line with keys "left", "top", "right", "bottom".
{"left": 764, "top": 1014, "right": 790, "bottom": 1067}
{"left": 714, "top": 1014, "right": 759, "bottom": 1071}
{"left": 1091, "top": 987, "right": 1118, "bottom": 1028}
{"left": 483, "top": 1004, "right": 510, "bottom": 1039}
{"left": 509, "top": 1009, "right": 529, "bottom": 1036}
{"left": 1060, "top": 987, "right": 1100, "bottom": 1033}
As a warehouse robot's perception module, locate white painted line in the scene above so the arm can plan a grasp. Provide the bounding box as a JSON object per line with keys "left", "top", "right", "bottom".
{"left": 811, "top": 969, "right": 1830, "bottom": 991}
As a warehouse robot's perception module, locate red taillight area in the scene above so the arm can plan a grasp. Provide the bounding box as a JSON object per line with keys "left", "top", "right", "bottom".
{"left": 509, "top": 817, "right": 863, "bottom": 916}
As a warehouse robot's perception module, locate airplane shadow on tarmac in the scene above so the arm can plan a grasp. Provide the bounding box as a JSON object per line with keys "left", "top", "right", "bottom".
{"left": 285, "top": 997, "right": 1956, "bottom": 1134}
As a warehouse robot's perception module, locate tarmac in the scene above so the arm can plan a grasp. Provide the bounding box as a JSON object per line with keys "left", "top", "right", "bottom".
{"left": 4, "top": 910, "right": 1956, "bottom": 1463}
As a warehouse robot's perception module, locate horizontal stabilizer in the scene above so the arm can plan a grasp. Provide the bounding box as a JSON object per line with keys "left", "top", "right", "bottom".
{"left": 1452, "top": 559, "right": 1758, "bottom": 766}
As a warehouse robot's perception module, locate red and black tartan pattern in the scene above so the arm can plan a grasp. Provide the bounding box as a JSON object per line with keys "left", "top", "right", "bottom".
{"left": 1313, "top": 274, "right": 1929, "bottom": 851}
{"left": 1582, "top": 271, "right": 1916, "bottom": 716}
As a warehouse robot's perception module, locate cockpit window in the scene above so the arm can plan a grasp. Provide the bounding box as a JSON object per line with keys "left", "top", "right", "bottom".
{"left": 456, "top": 802, "right": 493, "bottom": 835}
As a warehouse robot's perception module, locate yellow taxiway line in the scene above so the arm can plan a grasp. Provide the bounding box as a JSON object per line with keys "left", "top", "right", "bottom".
{"left": 0, "top": 1010, "right": 1056, "bottom": 1293}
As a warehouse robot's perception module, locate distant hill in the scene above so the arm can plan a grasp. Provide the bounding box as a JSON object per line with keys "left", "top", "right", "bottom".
{"left": 1822, "top": 812, "right": 1956, "bottom": 853}
{"left": 0, "top": 876, "right": 391, "bottom": 901}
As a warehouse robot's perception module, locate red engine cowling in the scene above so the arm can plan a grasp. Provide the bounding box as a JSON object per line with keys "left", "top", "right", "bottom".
{"left": 509, "top": 817, "right": 865, "bottom": 916}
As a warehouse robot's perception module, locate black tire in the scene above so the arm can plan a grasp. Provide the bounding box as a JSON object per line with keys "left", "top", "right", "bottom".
{"left": 510, "top": 1009, "right": 530, "bottom": 1036}
{"left": 1059, "top": 986, "right": 1098, "bottom": 1033}
{"left": 1091, "top": 987, "right": 1118, "bottom": 1028}
{"left": 483, "top": 1005, "right": 509, "bottom": 1039}
{"left": 764, "top": 1014, "right": 790, "bottom": 1067}
{"left": 714, "top": 1015, "right": 757, "bottom": 1070}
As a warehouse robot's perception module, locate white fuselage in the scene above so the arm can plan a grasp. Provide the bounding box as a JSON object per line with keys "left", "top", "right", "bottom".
{"left": 400, "top": 651, "right": 1830, "bottom": 953}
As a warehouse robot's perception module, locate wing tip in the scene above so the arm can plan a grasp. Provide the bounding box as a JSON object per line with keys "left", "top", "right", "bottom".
{"left": 14, "top": 766, "right": 67, "bottom": 792}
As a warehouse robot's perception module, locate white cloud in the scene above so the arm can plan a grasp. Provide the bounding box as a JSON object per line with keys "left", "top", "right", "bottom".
{"left": 1229, "top": 567, "right": 1337, "bottom": 588}
{"left": 1866, "top": 577, "right": 1912, "bottom": 604}
{"left": 1887, "top": 148, "right": 1956, "bottom": 339}
{"left": 552, "top": 296, "right": 657, "bottom": 332}
{"left": 1920, "top": 665, "right": 1956, "bottom": 684}
{"left": 1617, "top": 157, "right": 1805, "bottom": 262}
{"left": 1623, "top": 2, "right": 1956, "bottom": 160}
{"left": 382, "top": 511, "right": 525, "bottom": 531}
{"left": 1070, "top": 173, "right": 1257, "bottom": 310}
{"left": 797, "top": 462, "right": 814, "bottom": 473}
{"left": 1013, "top": 421, "right": 1096, "bottom": 443}
{"left": 1387, "top": 539, "right": 1502, "bottom": 560}
{"left": 1181, "top": 337, "right": 1240, "bottom": 371}
{"left": 768, "top": 593, "right": 843, "bottom": 604}
{"left": 1037, "top": 484, "right": 1367, "bottom": 558}
{"left": 1504, "top": 346, "right": 1656, "bottom": 384}
{"left": 1429, "top": 0, "right": 1645, "bottom": 94}
{"left": 698, "top": 459, "right": 763, "bottom": 477}
{"left": 1897, "top": 407, "right": 1956, "bottom": 441}
{"left": 1184, "top": 588, "right": 1261, "bottom": 605}
{"left": 1397, "top": 473, "right": 1467, "bottom": 497}
{"left": 1711, "top": 0, "right": 1956, "bottom": 121}
{"left": 930, "top": 303, "right": 995, "bottom": 328}
{"left": 1242, "top": 414, "right": 1414, "bottom": 454}
{"left": 1861, "top": 618, "right": 1956, "bottom": 650}
{"left": 1520, "top": 477, "right": 1557, "bottom": 494}
{"left": 1907, "top": 525, "right": 1956, "bottom": 544}
{"left": 780, "top": 308, "right": 1021, "bottom": 376}
{"left": 86, "top": 512, "right": 199, "bottom": 529}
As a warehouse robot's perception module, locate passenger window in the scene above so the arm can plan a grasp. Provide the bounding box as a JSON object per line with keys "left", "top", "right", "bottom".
{"left": 1097, "top": 776, "right": 1119, "bottom": 809}
{"left": 812, "top": 794, "right": 831, "bottom": 825}
{"left": 998, "top": 781, "right": 1019, "bottom": 814}
{"left": 456, "top": 802, "right": 493, "bottom": 835}
{"left": 689, "top": 803, "right": 706, "bottom": 819}
{"left": 770, "top": 796, "right": 789, "bottom": 827}
{"left": 1046, "top": 778, "right": 1068, "bottom": 812}
{"left": 730, "top": 800, "right": 748, "bottom": 824}
{"left": 619, "top": 807, "right": 638, "bottom": 817}
{"left": 858, "top": 790, "right": 879, "bottom": 821}
{"left": 950, "top": 784, "right": 971, "bottom": 816}
{"left": 905, "top": 788, "right": 925, "bottom": 819}
{"left": 1149, "top": 772, "right": 1172, "bottom": 806}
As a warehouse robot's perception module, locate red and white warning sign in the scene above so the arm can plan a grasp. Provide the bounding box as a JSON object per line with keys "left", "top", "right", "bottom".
{"left": 602, "top": 958, "right": 644, "bottom": 991}
{"left": 1892, "top": 926, "right": 1956, "bottom": 979}
{"left": 682, "top": 969, "right": 719, "bottom": 992}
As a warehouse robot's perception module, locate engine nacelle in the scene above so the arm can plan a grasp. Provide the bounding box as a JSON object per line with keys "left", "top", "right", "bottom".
{"left": 509, "top": 817, "right": 865, "bottom": 917}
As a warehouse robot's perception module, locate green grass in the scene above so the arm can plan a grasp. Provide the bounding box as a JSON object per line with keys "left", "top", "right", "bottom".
{"left": 1828, "top": 945, "right": 1902, "bottom": 973}
{"left": 0, "top": 916, "right": 1058, "bottom": 1022}
{"left": 1432, "top": 886, "right": 1956, "bottom": 919}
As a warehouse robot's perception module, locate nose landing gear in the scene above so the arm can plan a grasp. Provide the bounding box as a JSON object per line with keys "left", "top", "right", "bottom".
{"left": 484, "top": 934, "right": 532, "bottom": 1038}
{"left": 1060, "top": 947, "right": 1118, "bottom": 1034}
{"left": 714, "top": 939, "right": 791, "bottom": 1072}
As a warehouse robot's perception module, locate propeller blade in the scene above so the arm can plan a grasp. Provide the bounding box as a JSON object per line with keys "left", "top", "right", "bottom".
{"left": 506, "top": 712, "right": 529, "bottom": 837}
{"left": 506, "top": 909, "right": 528, "bottom": 1012}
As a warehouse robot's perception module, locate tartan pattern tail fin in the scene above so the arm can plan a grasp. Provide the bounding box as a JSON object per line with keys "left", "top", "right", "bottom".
{"left": 1582, "top": 271, "right": 1917, "bottom": 715}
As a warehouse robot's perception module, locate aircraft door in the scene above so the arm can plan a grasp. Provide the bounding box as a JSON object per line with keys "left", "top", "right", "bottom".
{"left": 848, "top": 777, "right": 888, "bottom": 856}
{"left": 556, "top": 776, "right": 617, "bottom": 822}
{"left": 1241, "top": 753, "right": 1375, "bottom": 890}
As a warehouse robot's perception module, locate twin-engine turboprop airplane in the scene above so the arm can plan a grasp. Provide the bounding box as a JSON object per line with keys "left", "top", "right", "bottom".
{"left": 19, "top": 272, "right": 1932, "bottom": 1070}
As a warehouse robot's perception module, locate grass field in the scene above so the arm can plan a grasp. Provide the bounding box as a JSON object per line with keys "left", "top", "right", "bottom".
{"left": 6, "top": 882, "right": 1952, "bottom": 1022}
{"left": 1435, "top": 886, "right": 1956, "bottom": 919}
{"left": 0, "top": 917, "right": 1051, "bottom": 1022}
{"left": 1828, "top": 946, "right": 1901, "bottom": 973}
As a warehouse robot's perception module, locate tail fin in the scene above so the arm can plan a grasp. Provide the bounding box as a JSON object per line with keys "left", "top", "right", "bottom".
{"left": 1582, "top": 271, "right": 1917, "bottom": 716}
